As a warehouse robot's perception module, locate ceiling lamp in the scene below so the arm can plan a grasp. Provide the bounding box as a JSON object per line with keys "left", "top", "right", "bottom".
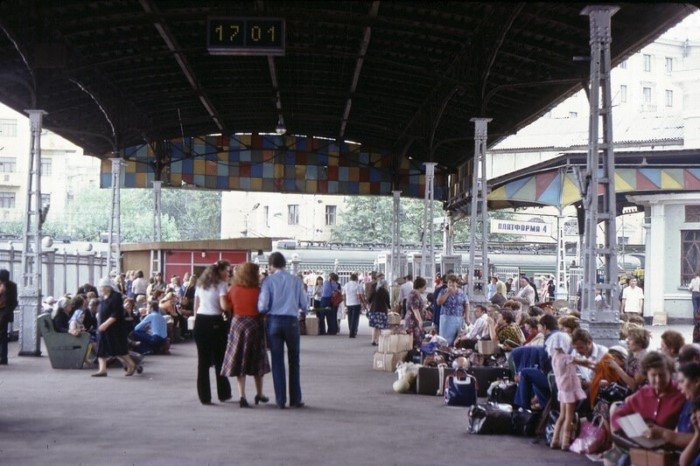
{"left": 275, "top": 115, "right": 286, "bottom": 135}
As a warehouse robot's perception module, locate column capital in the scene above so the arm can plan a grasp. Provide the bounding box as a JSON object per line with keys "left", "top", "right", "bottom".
{"left": 581, "top": 5, "right": 619, "bottom": 44}
{"left": 470, "top": 118, "right": 493, "bottom": 140}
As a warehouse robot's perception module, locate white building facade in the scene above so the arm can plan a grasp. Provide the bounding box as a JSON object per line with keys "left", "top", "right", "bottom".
{"left": 0, "top": 103, "right": 100, "bottom": 230}
{"left": 221, "top": 191, "right": 346, "bottom": 242}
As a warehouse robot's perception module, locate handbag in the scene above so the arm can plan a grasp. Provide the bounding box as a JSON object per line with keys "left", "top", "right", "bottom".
{"left": 598, "top": 382, "right": 631, "bottom": 404}
{"left": 488, "top": 379, "right": 517, "bottom": 405}
{"left": 331, "top": 290, "right": 343, "bottom": 307}
{"left": 570, "top": 415, "right": 609, "bottom": 455}
{"left": 467, "top": 402, "right": 513, "bottom": 435}
{"left": 511, "top": 408, "right": 539, "bottom": 437}
{"left": 444, "top": 371, "right": 477, "bottom": 407}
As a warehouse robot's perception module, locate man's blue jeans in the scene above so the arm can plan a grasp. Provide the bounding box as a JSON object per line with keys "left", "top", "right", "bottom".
{"left": 439, "top": 315, "right": 463, "bottom": 346}
{"left": 514, "top": 368, "right": 550, "bottom": 409}
{"left": 346, "top": 305, "right": 361, "bottom": 338}
{"left": 267, "top": 315, "right": 302, "bottom": 408}
{"left": 131, "top": 329, "right": 165, "bottom": 354}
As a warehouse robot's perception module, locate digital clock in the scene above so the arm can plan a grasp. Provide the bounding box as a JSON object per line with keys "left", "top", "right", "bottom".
{"left": 207, "top": 17, "right": 285, "bottom": 56}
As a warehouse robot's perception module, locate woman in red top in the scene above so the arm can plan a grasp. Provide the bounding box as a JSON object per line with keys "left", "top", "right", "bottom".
{"left": 221, "top": 262, "right": 271, "bottom": 408}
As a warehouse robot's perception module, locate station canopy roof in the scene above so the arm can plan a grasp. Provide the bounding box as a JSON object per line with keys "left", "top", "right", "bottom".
{"left": 0, "top": 1, "right": 694, "bottom": 169}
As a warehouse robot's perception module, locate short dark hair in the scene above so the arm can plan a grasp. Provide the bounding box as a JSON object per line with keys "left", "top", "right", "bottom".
{"left": 329, "top": 272, "right": 339, "bottom": 282}
{"left": 500, "top": 309, "right": 515, "bottom": 324}
{"left": 413, "top": 276, "right": 426, "bottom": 289}
{"left": 571, "top": 328, "right": 592, "bottom": 345}
{"left": 528, "top": 306, "right": 544, "bottom": 317}
{"left": 679, "top": 344, "right": 700, "bottom": 365}
{"left": 474, "top": 304, "right": 487, "bottom": 314}
{"left": 661, "top": 330, "right": 685, "bottom": 357}
{"left": 679, "top": 362, "right": 700, "bottom": 380}
{"left": 0, "top": 269, "right": 9, "bottom": 283}
{"left": 405, "top": 274, "right": 413, "bottom": 280}
{"left": 641, "top": 351, "right": 674, "bottom": 375}
{"left": 136, "top": 270, "right": 144, "bottom": 278}
{"left": 268, "top": 252, "right": 286, "bottom": 269}
{"left": 350, "top": 273, "right": 358, "bottom": 281}
{"left": 539, "top": 314, "right": 558, "bottom": 331}
{"left": 524, "top": 317, "right": 539, "bottom": 329}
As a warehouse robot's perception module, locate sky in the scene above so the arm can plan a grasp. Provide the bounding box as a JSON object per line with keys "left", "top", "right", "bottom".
{"left": 661, "top": 9, "right": 700, "bottom": 42}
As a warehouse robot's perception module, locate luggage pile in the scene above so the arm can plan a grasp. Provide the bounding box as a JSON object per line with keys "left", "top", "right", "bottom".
{"left": 372, "top": 330, "right": 412, "bottom": 372}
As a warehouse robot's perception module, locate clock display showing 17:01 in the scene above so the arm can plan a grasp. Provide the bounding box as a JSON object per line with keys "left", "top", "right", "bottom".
{"left": 207, "top": 18, "right": 285, "bottom": 55}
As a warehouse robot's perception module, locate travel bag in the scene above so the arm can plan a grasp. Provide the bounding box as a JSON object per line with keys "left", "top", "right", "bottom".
{"left": 467, "top": 403, "right": 513, "bottom": 435}
{"left": 416, "top": 366, "right": 454, "bottom": 395}
{"left": 444, "top": 371, "right": 477, "bottom": 407}
{"left": 467, "top": 367, "right": 512, "bottom": 397}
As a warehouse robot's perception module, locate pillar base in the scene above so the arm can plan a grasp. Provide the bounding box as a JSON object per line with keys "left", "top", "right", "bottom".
{"left": 582, "top": 308, "right": 621, "bottom": 349}
{"left": 652, "top": 312, "right": 668, "bottom": 326}
{"left": 18, "top": 289, "right": 41, "bottom": 356}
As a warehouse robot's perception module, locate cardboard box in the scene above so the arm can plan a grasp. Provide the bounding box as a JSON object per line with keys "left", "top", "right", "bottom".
{"left": 378, "top": 333, "right": 413, "bottom": 354}
{"left": 373, "top": 351, "right": 407, "bottom": 372}
{"left": 305, "top": 315, "right": 319, "bottom": 336}
{"left": 477, "top": 340, "right": 497, "bottom": 355}
{"left": 387, "top": 312, "right": 401, "bottom": 326}
{"left": 629, "top": 448, "right": 677, "bottom": 466}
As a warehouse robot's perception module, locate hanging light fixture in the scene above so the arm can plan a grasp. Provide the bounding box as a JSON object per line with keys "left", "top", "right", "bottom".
{"left": 275, "top": 115, "right": 286, "bottom": 135}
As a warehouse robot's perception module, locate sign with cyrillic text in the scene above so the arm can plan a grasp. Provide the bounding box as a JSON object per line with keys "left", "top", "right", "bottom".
{"left": 490, "top": 219, "right": 551, "bottom": 236}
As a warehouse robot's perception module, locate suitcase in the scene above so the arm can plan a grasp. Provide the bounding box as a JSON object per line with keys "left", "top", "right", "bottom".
{"left": 416, "top": 366, "right": 454, "bottom": 396}
{"left": 372, "top": 351, "right": 407, "bottom": 372}
{"left": 467, "top": 367, "right": 512, "bottom": 397}
{"left": 444, "top": 373, "right": 477, "bottom": 407}
{"left": 305, "top": 315, "right": 319, "bottom": 336}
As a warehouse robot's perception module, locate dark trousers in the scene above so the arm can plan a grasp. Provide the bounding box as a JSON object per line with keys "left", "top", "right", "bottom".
{"left": 401, "top": 299, "right": 407, "bottom": 319}
{"left": 320, "top": 297, "right": 339, "bottom": 335}
{"left": 193, "top": 314, "right": 231, "bottom": 403}
{"left": 267, "top": 315, "right": 301, "bottom": 407}
{"left": 0, "top": 315, "right": 9, "bottom": 363}
{"left": 693, "top": 292, "right": 700, "bottom": 322}
{"left": 316, "top": 299, "right": 327, "bottom": 335}
{"left": 131, "top": 329, "right": 165, "bottom": 354}
{"left": 514, "top": 368, "right": 550, "bottom": 410}
{"left": 346, "top": 305, "right": 361, "bottom": 338}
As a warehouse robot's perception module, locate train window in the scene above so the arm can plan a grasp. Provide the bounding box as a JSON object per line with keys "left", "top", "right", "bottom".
{"left": 685, "top": 206, "right": 700, "bottom": 223}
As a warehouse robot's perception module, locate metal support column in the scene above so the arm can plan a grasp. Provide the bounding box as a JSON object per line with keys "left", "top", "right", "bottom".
{"left": 580, "top": 5, "right": 620, "bottom": 348}
{"left": 150, "top": 180, "right": 162, "bottom": 277}
{"left": 468, "top": 117, "right": 492, "bottom": 299}
{"left": 389, "top": 190, "right": 402, "bottom": 286}
{"left": 420, "top": 162, "right": 437, "bottom": 285}
{"left": 106, "top": 157, "right": 123, "bottom": 277}
{"left": 555, "top": 210, "right": 569, "bottom": 300}
{"left": 443, "top": 211, "right": 454, "bottom": 256}
{"left": 18, "top": 109, "right": 47, "bottom": 356}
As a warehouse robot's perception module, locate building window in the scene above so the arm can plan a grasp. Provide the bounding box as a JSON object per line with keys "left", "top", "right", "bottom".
{"left": 620, "top": 85, "right": 627, "bottom": 103}
{"left": 0, "top": 119, "right": 17, "bottom": 137}
{"left": 686, "top": 206, "right": 700, "bottom": 223}
{"left": 325, "top": 205, "right": 337, "bottom": 226}
{"left": 643, "top": 54, "right": 651, "bottom": 72}
{"left": 643, "top": 87, "right": 652, "bottom": 104}
{"left": 682, "top": 230, "right": 700, "bottom": 284}
{"left": 263, "top": 206, "right": 269, "bottom": 227}
{"left": 665, "top": 57, "right": 673, "bottom": 73}
{"left": 620, "top": 59, "right": 628, "bottom": 69}
{"left": 569, "top": 112, "right": 578, "bottom": 118}
{"left": 287, "top": 204, "right": 299, "bottom": 225}
{"left": 41, "top": 158, "right": 52, "bottom": 175}
{"left": 41, "top": 193, "right": 51, "bottom": 208}
{"left": 666, "top": 90, "right": 673, "bottom": 107}
{"left": 0, "top": 157, "right": 16, "bottom": 172}
{"left": 0, "top": 192, "right": 15, "bottom": 208}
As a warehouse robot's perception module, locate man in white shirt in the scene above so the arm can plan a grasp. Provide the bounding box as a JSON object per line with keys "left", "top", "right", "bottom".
{"left": 486, "top": 277, "right": 497, "bottom": 300}
{"left": 131, "top": 270, "right": 148, "bottom": 298}
{"left": 343, "top": 273, "right": 365, "bottom": 339}
{"left": 516, "top": 276, "right": 535, "bottom": 306}
{"left": 466, "top": 304, "right": 490, "bottom": 340}
{"left": 621, "top": 278, "right": 644, "bottom": 316}
{"left": 398, "top": 274, "right": 413, "bottom": 318}
{"left": 689, "top": 272, "right": 700, "bottom": 319}
{"left": 569, "top": 328, "right": 607, "bottom": 384}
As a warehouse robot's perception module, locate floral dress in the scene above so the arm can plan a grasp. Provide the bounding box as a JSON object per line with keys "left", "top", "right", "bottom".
{"left": 405, "top": 289, "right": 425, "bottom": 347}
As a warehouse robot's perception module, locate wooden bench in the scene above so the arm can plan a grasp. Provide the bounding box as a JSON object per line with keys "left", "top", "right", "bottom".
{"left": 37, "top": 313, "right": 90, "bottom": 369}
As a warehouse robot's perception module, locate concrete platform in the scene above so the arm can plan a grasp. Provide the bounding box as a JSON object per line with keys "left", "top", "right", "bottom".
{"left": 1, "top": 320, "right": 688, "bottom": 465}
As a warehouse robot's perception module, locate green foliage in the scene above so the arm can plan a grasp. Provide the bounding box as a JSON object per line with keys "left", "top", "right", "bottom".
{"left": 38, "top": 188, "right": 221, "bottom": 243}
{"left": 331, "top": 196, "right": 518, "bottom": 245}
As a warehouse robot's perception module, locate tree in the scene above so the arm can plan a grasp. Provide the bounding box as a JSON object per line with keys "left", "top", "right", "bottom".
{"left": 160, "top": 189, "right": 221, "bottom": 240}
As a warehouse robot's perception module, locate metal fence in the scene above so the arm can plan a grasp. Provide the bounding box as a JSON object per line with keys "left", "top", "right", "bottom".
{"left": 0, "top": 246, "right": 109, "bottom": 298}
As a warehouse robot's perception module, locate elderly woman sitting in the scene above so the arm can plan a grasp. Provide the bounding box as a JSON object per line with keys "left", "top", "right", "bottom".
{"left": 489, "top": 308, "right": 525, "bottom": 349}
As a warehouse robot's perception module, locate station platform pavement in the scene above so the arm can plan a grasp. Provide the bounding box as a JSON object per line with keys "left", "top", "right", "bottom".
{"left": 0, "top": 319, "right": 688, "bottom": 465}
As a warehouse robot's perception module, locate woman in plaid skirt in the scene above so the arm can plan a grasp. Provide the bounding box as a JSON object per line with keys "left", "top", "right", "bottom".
{"left": 221, "top": 262, "right": 271, "bottom": 408}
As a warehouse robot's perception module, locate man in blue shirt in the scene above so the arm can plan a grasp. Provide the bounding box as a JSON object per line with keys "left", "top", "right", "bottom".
{"left": 131, "top": 306, "right": 167, "bottom": 355}
{"left": 258, "top": 252, "right": 308, "bottom": 409}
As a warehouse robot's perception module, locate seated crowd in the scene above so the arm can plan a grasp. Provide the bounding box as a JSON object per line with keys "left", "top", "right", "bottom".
{"left": 370, "top": 272, "right": 700, "bottom": 466}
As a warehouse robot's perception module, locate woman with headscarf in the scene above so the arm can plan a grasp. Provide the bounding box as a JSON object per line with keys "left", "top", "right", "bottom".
{"left": 92, "top": 277, "right": 138, "bottom": 377}
{"left": 405, "top": 277, "right": 427, "bottom": 348}
{"left": 367, "top": 277, "right": 390, "bottom": 346}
